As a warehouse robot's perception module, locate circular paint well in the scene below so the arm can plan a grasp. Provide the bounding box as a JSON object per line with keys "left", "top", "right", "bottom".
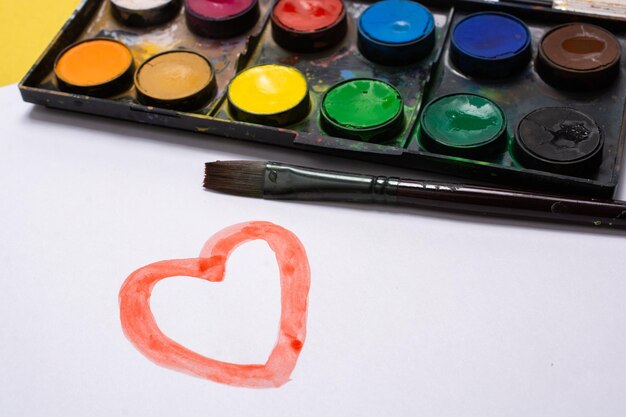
{"left": 184, "top": 0, "right": 259, "bottom": 38}
{"left": 110, "top": 0, "right": 182, "bottom": 27}
{"left": 320, "top": 78, "right": 404, "bottom": 142}
{"left": 111, "top": 0, "right": 172, "bottom": 10}
{"left": 228, "top": 64, "right": 310, "bottom": 126}
{"left": 55, "top": 38, "right": 134, "bottom": 96}
{"left": 274, "top": 0, "right": 343, "bottom": 32}
{"left": 185, "top": 0, "right": 253, "bottom": 18}
{"left": 271, "top": 0, "right": 347, "bottom": 52}
{"left": 420, "top": 94, "right": 506, "bottom": 158}
{"left": 357, "top": 0, "right": 435, "bottom": 65}
{"left": 450, "top": 12, "right": 531, "bottom": 78}
{"left": 514, "top": 107, "right": 603, "bottom": 174}
{"left": 537, "top": 23, "right": 621, "bottom": 90}
{"left": 135, "top": 50, "right": 216, "bottom": 110}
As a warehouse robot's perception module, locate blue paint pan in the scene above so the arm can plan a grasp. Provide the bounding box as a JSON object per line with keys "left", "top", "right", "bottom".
{"left": 357, "top": 0, "right": 435, "bottom": 65}
{"left": 450, "top": 12, "right": 531, "bottom": 78}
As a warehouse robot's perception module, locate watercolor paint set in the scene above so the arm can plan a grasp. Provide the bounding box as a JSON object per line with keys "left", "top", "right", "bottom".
{"left": 19, "top": 0, "right": 626, "bottom": 197}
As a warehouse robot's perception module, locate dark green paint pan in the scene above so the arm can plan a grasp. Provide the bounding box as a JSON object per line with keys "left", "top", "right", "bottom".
{"left": 420, "top": 93, "right": 507, "bottom": 159}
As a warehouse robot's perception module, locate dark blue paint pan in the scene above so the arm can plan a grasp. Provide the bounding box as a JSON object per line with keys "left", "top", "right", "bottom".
{"left": 450, "top": 12, "right": 532, "bottom": 78}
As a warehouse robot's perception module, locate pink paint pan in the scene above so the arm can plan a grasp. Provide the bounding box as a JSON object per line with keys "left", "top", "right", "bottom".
{"left": 184, "top": 0, "right": 260, "bottom": 38}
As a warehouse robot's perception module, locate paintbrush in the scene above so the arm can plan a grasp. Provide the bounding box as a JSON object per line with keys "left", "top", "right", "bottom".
{"left": 204, "top": 160, "right": 626, "bottom": 230}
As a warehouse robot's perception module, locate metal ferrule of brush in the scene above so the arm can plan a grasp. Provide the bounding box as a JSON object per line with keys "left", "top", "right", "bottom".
{"left": 262, "top": 162, "right": 401, "bottom": 203}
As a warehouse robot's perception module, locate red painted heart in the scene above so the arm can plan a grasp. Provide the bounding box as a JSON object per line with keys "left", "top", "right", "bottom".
{"left": 119, "top": 221, "right": 310, "bottom": 388}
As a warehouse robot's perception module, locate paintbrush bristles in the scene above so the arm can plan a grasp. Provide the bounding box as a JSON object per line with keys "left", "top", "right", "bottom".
{"left": 204, "top": 161, "right": 265, "bottom": 198}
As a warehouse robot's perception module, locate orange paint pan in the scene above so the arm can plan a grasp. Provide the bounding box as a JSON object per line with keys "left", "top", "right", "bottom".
{"left": 54, "top": 38, "right": 135, "bottom": 97}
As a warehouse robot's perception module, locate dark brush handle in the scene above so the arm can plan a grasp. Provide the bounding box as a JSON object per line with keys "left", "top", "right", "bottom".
{"left": 395, "top": 179, "right": 626, "bottom": 229}
{"left": 261, "top": 162, "right": 626, "bottom": 230}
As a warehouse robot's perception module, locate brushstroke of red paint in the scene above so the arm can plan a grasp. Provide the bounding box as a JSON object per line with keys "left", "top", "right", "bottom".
{"left": 118, "top": 221, "right": 310, "bottom": 388}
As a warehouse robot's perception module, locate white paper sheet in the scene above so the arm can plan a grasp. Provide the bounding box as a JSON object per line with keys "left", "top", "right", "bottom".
{"left": 1, "top": 85, "right": 626, "bottom": 416}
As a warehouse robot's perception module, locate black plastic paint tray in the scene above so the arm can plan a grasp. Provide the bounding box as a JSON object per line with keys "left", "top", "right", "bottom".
{"left": 19, "top": 0, "right": 626, "bottom": 197}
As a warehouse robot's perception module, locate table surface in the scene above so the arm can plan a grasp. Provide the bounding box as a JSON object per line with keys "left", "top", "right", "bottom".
{"left": 1, "top": 83, "right": 626, "bottom": 416}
